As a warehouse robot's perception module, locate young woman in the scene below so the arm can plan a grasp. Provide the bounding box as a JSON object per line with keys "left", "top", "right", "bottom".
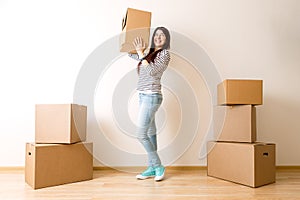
{"left": 129, "top": 27, "right": 171, "bottom": 181}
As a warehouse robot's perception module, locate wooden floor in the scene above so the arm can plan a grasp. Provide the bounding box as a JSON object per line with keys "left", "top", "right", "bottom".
{"left": 0, "top": 168, "right": 300, "bottom": 200}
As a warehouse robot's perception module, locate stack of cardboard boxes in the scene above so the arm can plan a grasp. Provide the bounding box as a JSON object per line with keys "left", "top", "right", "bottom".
{"left": 207, "top": 79, "right": 276, "bottom": 187}
{"left": 25, "top": 104, "right": 93, "bottom": 189}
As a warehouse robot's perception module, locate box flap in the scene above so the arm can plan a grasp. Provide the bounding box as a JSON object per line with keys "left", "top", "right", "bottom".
{"left": 253, "top": 143, "right": 276, "bottom": 146}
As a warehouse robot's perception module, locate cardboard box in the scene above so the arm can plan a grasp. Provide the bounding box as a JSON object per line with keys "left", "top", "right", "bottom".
{"left": 25, "top": 142, "right": 93, "bottom": 189}
{"left": 213, "top": 105, "right": 256, "bottom": 142}
{"left": 119, "top": 8, "right": 151, "bottom": 53}
{"left": 217, "top": 79, "right": 263, "bottom": 105}
{"left": 35, "top": 104, "right": 87, "bottom": 144}
{"left": 207, "top": 141, "right": 276, "bottom": 187}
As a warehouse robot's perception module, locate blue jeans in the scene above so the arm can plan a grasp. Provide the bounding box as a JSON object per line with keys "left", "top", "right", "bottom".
{"left": 137, "top": 93, "right": 163, "bottom": 167}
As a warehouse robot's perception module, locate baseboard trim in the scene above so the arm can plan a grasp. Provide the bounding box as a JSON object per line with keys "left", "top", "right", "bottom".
{"left": 1, "top": 166, "right": 300, "bottom": 171}
{"left": 0, "top": 166, "right": 207, "bottom": 171}
{"left": 276, "top": 166, "right": 300, "bottom": 169}
{"left": 93, "top": 166, "right": 207, "bottom": 171}
{"left": 93, "top": 166, "right": 300, "bottom": 170}
{"left": 0, "top": 167, "right": 25, "bottom": 173}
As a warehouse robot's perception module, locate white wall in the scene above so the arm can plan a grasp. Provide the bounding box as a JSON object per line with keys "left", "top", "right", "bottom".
{"left": 0, "top": 0, "right": 299, "bottom": 166}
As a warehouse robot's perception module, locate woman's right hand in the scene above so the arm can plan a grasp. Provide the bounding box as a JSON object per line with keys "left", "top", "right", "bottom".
{"left": 133, "top": 37, "right": 146, "bottom": 53}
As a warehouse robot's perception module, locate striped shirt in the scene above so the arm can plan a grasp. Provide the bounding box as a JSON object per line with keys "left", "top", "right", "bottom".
{"left": 128, "top": 49, "right": 170, "bottom": 93}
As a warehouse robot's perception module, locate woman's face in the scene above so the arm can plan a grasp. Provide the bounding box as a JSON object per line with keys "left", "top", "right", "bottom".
{"left": 154, "top": 29, "right": 166, "bottom": 49}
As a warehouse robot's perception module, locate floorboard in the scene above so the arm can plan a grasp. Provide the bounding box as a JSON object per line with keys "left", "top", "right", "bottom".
{"left": 0, "top": 168, "right": 299, "bottom": 199}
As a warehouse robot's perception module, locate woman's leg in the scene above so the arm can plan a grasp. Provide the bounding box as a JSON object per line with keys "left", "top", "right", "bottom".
{"left": 136, "top": 93, "right": 162, "bottom": 167}
{"left": 147, "top": 118, "right": 157, "bottom": 151}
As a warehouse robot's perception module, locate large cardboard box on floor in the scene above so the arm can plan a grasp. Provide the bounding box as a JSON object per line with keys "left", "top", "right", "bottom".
{"left": 25, "top": 142, "right": 93, "bottom": 189}
{"left": 35, "top": 104, "right": 87, "bottom": 144}
{"left": 213, "top": 105, "right": 256, "bottom": 142}
{"left": 217, "top": 79, "right": 263, "bottom": 105}
{"left": 119, "top": 8, "right": 151, "bottom": 53}
{"left": 207, "top": 141, "right": 276, "bottom": 188}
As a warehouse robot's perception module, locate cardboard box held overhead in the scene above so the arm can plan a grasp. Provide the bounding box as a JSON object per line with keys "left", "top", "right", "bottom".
{"left": 217, "top": 79, "right": 263, "bottom": 105}
{"left": 214, "top": 105, "right": 256, "bottom": 143}
{"left": 119, "top": 8, "right": 151, "bottom": 53}
{"left": 207, "top": 141, "right": 276, "bottom": 188}
{"left": 35, "top": 104, "right": 87, "bottom": 144}
{"left": 25, "top": 142, "right": 93, "bottom": 189}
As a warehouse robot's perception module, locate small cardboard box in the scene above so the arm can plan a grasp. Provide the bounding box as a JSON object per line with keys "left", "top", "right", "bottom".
{"left": 119, "top": 8, "right": 151, "bottom": 53}
{"left": 207, "top": 141, "right": 276, "bottom": 188}
{"left": 213, "top": 105, "right": 256, "bottom": 143}
{"left": 217, "top": 79, "right": 263, "bottom": 105}
{"left": 35, "top": 104, "right": 87, "bottom": 144}
{"left": 25, "top": 142, "right": 93, "bottom": 189}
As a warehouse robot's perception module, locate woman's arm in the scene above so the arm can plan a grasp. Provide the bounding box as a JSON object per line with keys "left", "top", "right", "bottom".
{"left": 132, "top": 37, "right": 149, "bottom": 65}
{"left": 144, "top": 49, "right": 170, "bottom": 76}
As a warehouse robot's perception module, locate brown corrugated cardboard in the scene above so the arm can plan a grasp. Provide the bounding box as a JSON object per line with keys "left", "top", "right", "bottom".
{"left": 217, "top": 79, "right": 263, "bottom": 105}
{"left": 35, "top": 104, "right": 87, "bottom": 144}
{"left": 119, "top": 8, "right": 151, "bottom": 53}
{"left": 25, "top": 142, "right": 93, "bottom": 189}
{"left": 207, "top": 141, "right": 276, "bottom": 188}
{"left": 213, "top": 105, "right": 256, "bottom": 142}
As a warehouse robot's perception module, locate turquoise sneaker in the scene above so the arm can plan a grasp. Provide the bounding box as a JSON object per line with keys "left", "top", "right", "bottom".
{"left": 154, "top": 165, "right": 165, "bottom": 181}
{"left": 136, "top": 167, "right": 155, "bottom": 180}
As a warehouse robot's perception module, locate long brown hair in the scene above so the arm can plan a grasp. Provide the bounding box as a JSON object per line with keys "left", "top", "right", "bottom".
{"left": 137, "top": 27, "right": 170, "bottom": 74}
